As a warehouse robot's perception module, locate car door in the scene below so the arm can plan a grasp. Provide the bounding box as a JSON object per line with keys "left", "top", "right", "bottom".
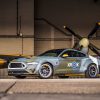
{"left": 56, "top": 50, "right": 85, "bottom": 74}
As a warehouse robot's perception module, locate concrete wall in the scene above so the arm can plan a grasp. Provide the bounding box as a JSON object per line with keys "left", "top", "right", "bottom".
{"left": 0, "top": 0, "right": 34, "bottom": 55}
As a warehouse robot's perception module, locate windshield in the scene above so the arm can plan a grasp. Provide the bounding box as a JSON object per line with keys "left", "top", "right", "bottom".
{"left": 39, "top": 49, "right": 65, "bottom": 57}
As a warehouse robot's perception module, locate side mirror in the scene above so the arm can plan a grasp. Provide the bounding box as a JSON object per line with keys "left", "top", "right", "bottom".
{"left": 62, "top": 54, "right": 68, "bottom": 58}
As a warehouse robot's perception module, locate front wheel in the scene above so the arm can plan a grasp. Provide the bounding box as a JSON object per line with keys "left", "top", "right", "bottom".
{"left": 38, "top": 63, "right": 53, "bottom": 79}
{"left": 85, "top": 63, "right": 98, "bottom": 78}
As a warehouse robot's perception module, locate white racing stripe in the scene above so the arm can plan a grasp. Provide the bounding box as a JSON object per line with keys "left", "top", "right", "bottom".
{"left": 89, "top": 55, "right": 98, "bottom": 67}
{"left": 34, "top": 63, "right": 41, "bottom": 73}
{"left": 25, "top": 69, "right": 33, "bottom": 74}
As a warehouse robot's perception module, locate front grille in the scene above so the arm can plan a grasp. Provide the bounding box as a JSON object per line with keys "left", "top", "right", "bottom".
{"left": 9, "top": 63, "right": 25, "bottom": 68}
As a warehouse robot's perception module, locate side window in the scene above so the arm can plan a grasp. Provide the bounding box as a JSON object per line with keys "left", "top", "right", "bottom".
{"left": 70, "top": 51, "right": 86, "bottom": 57}
{"left": 61, "top": 50, "right": 86, "bottom": 58}
{"left": 77, "top": 52, "right": 86, "bottom": 57}
{"left": 61, "top": 50, "right": 76, "bottom": 57}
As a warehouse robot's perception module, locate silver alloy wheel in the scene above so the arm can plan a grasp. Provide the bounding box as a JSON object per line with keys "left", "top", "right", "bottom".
{"left": 88, "top": 64, "right": 97, "bottom": 78}
{"left": 39, "top": 63, "right": 53, "bottom": 79}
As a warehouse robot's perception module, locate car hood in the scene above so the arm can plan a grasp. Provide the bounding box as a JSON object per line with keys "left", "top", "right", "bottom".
{"left": 11, "top": 56, "right": 58, "bottom": 63}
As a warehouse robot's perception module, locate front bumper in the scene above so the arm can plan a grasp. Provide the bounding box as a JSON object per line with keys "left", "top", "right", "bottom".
{"left": 8, "top": 61, "right": 39, "bottom": 76}
{"left": 8, "top": 69, "right": 36, "bottom": 76}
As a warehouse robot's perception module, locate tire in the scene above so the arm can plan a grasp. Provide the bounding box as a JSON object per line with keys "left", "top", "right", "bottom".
{"left": 15, "top": 75, "right": 26, "bottom": 79}
{"left": 38, "top": 63, "right": 53, "bottom": 79}
{"left": 85, "top": 63, "right": 98, "bottom": 78}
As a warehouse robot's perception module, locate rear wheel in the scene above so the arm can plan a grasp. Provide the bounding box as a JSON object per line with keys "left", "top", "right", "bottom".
{"left": 38, "top": 63, "right": 53, "bottom": 79}
{"left": 85, "top": 63, "right": 98, "bottom": 78}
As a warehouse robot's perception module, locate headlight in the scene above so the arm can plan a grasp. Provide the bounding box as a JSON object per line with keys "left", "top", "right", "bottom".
{"left": 27, "top": 62, "right": 38, "bottom": 65}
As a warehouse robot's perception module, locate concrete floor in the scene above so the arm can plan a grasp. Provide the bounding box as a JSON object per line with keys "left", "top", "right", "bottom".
{"left": 0, "top": 79, "right": 100, "bottom": 94}
{"left": 0, "top": 79, "right": 100, "bottom": 100}
{"left": 1, "top": 93, "right": 100, "bottom": 100}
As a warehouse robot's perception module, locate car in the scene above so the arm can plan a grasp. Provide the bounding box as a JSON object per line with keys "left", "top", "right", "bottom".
{"left": 0, "top": 58, "right": 7, "bottom": 68}
{"left": 8, "top": 49, "right": 100, "bottom": 79}
{"left": 0, "top": 55, "right": 28, "bottom": 68}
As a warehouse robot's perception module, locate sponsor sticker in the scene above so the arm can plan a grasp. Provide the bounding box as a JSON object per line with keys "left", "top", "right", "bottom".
{"left": 68, "top": 62, "right": 79, "bottom": 68}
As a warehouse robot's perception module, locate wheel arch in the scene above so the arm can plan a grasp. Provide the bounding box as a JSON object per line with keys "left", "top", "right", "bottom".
{"left": 87, "top": 63, "right": 99, "bottom": 74}
{"left": 38, "top": 61, "right": 54, "bottom": 79}
{"left": 42, "top": 62, "right": 54, "bottom": 70}
{"left": 84, "top": 59, "right": 99, "bottom": 74}
{"left": 85, "top": 63, "right": 99, "bottom": 78}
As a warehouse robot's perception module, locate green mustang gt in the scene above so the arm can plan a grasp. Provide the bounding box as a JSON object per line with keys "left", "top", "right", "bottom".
{"left": 8, "top": 49, "right": 100, "bottom": 79}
